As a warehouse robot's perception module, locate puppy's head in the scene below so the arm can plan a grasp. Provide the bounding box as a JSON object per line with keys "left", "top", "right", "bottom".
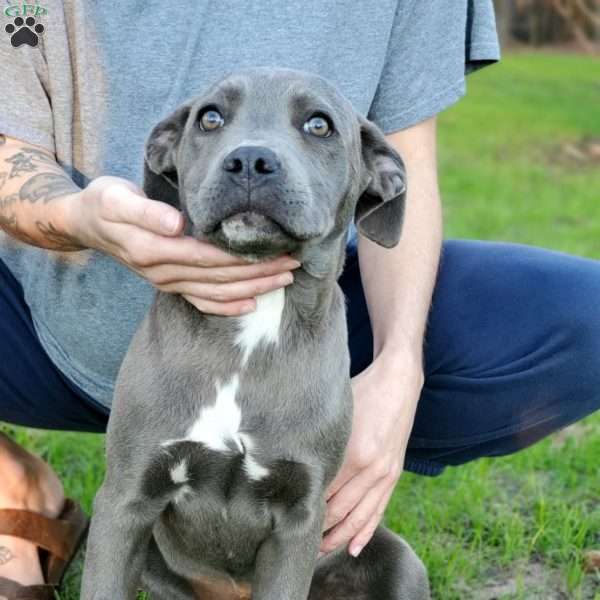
{"left": 143, "top": 68, "right": 406, "bottom": 261}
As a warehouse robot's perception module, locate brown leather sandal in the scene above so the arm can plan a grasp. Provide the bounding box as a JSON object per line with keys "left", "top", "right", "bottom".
{"left": 0, "top": 499, "right": 89, "bottom": 600}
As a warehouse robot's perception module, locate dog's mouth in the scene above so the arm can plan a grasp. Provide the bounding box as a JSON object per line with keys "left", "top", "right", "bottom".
{"left": 208, "top": 211, "right": 301, "bottom": 259}
{"left": 220, "top": 211, "right": 286, "bottom": 240}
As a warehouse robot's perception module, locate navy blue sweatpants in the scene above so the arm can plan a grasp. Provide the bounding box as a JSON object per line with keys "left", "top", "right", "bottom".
{"left": 1, "top": 240, "right": 599, "bottom": 476}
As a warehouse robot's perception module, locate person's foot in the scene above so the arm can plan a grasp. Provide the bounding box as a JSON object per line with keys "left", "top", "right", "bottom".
{"left": 0, "top": 433, "right": 65, "bottom": 586}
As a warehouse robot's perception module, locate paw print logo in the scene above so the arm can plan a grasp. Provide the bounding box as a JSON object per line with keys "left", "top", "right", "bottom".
{"left": 5, "top": 16, "right": 45, "bottom": 48}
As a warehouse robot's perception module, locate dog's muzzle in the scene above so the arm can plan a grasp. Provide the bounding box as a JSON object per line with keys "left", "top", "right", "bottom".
{"left": 219, "top": 211, "right": 290, "bottom": 246}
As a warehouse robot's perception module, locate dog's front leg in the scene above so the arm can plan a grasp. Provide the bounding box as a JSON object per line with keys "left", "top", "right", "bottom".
{"left": 252, "top": 505, "right": 324, "bottom": 600}
{"left": 81, "top": 481, "right": 165, "bottom": 600}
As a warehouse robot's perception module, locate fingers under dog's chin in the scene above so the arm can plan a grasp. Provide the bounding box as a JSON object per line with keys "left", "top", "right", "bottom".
{"left": 182, "top": 295, "right": 256, "bottom": 316}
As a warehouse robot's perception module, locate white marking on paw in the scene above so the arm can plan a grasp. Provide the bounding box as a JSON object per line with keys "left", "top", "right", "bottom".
{"left": 244, "top": 453, "right": 270, "bottom": 481}
{"left": 239, "top": 433, "right": 269, "bottom": 480}
{"left": 186, "top": 375, "right": 243, "bottom": 452}
{"left": 235, "top": 288, "right": 284, "bottom": 365}
{"left": 174, "top": 484, "right": 191, "bottom": 504}
{"left": 162, "top": 381, "right": 270, "bottom": 485}
{"left": 170, "top": 459, "right": 188, "bottom": 484}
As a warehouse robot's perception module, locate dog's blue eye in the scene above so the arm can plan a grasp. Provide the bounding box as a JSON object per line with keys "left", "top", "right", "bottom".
{"left": 303, "top": 114, "right": 333, "bottom": 138}
{"left": 199, "top": 109, "right": 225, "bottom": 132}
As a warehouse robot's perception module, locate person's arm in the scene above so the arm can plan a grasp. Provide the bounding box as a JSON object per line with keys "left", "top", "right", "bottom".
{"left": 320, "top": 116, "right": 442, "bottom": 556}
{"left": 0, "top": 134, "right": 299, "bottom": 315}
{"left": 360, "top": 117, "right": 441, "bottom": 368}
{"left": 0, "top": 134, "right": 82, "bottom": 248}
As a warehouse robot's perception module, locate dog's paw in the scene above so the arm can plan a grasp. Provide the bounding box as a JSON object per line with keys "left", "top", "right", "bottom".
{"left": 4, "top": 16, "right": 44, "bottom": 48}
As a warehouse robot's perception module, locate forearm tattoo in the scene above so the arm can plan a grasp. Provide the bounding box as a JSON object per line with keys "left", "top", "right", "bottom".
{"left": 36, "top": 220, "right": 83, "bottom": 251}
{"left": 6, "top": 146, "right": 56, "bottom": 179}
{"left": 0, "top": 144, "right": 82, "bottom": 249}
{"left": 0, "top": 546, "right": 15, "bottom": 566}
{"left": 0, "top": 208, "right": 39, "bottom": 245}
{"left": 0, "top": 192, "right": 19, "bottom": 236}
{"left": 20, "top": 172, "right": 79, "bottom": 203}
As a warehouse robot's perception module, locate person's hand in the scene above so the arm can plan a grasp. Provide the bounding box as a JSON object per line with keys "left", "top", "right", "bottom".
{"left": 64, "top": 176, "right": 301, "bottom": 315}
{"left": 319, "top": 351, "right": 423, "bottom": 557}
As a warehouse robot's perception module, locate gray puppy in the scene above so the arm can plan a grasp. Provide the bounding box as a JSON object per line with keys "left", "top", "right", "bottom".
{"left": 81, "top": 67, "right": 430, "bottom": 600}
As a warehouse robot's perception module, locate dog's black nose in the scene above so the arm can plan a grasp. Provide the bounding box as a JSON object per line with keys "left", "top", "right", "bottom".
{"left": 222, "top": 146, "right": 281, "bottom": 183}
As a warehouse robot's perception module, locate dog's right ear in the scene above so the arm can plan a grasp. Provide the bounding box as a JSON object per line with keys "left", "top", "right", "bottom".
{"left": 143, "top": 103, "right": 192, "bottom": 208}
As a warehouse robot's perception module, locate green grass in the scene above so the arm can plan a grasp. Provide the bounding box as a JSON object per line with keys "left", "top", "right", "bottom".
{"left": 3, "top": 53, "right": 600, "bottom": 599}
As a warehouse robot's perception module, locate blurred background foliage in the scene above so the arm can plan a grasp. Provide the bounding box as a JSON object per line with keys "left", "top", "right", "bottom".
{"left": 494, "top": 0, "right": 600, "bottom": 53}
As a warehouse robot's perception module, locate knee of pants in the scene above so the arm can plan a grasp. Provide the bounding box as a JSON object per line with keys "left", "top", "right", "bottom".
{"left": 551, "top": 295, "right": 600, "bottom": 420}
{"left": 497, "top": 302, "right": 600, "bottom": 457}
{"left": 448, "top": 316, "right": 600, "bottom": 466}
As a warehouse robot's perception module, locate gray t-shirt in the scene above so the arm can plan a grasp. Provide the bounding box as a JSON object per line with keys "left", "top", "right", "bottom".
{"left": 0, "top": 0, "right": 500, "bottom": 408}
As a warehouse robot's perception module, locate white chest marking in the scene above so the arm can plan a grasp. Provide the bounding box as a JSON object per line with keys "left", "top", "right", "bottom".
{"left": 235, "top": 288, "right": 285, "bottom": 365}
{"left": 186, "top": 375, "right": 243, "bottom": 452}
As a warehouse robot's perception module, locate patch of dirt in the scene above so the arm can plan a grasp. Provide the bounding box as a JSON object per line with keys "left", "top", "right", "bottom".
{"left": 583, "top": 550, "right": 600, "bottom": 574}
{"left": 469, "top": 562, "right": 568, "bottom": 600}
{"left": 551, "top": 422, "right": 595, "bottom": 449}
{"left": 554, "top": 137, "right": 600, "bottom": 167}
{"left": 457, "top": 560, "right": 599, "bottom": 600}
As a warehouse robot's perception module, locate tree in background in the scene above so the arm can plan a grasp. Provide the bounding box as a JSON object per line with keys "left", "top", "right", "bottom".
{"left": 493, "top": 0, "right": 600, "bottom": 51}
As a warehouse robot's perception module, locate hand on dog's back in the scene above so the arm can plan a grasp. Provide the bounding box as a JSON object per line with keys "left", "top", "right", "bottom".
{"left": 64, "top": 176, "right": 301, "bottom": 315}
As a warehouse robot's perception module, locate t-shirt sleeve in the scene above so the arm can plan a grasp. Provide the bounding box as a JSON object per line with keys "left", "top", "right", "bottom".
{"left": 368, "top": 0, "right": 501, "bottom": 134}
{"left": 0, "top": 25, "right": 54, "bottom": 152}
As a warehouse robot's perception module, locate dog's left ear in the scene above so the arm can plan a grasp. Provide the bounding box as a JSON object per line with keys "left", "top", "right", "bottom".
{"left": 143, "top": 103, "right": 192, "bottom": 208}
{"left": 355, "top": 116, "right": 407, "bottom": 248}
